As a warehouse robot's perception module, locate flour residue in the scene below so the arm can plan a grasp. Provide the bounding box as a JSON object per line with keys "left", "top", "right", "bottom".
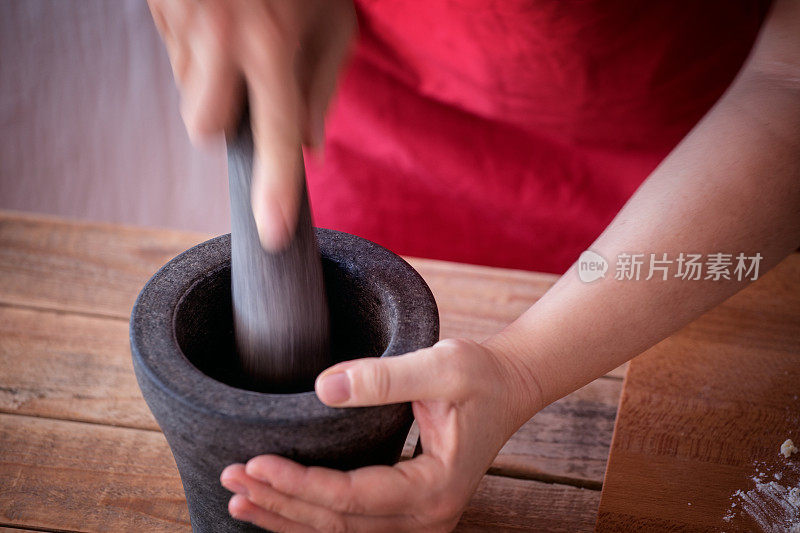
{"left": 723, "top": 444, "right": 800, "bottom": 532}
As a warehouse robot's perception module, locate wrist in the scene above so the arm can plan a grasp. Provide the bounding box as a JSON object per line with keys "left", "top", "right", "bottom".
{"left": 481, "top": 331, "right": 547, "bottom": 434}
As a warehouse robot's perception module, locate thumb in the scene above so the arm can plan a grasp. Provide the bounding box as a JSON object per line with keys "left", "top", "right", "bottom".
{"left": 315, "top": 344, "right": 459, "bottom": 407}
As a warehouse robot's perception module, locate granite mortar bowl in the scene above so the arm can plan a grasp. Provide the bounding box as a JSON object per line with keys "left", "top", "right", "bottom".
{"left": 130, "top": 230, "right": 439, "bottom": 532}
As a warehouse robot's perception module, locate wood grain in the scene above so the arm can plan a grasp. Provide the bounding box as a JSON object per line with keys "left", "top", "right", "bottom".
{"left": 0, "top": 414, "right": 189, "bottom": 533}
{"left": 493, "top": 377, "right": 620, "bottom": 489}
{"left": 0, "top": 413, "right": 597, "bottom": 533}
{"left": 597, "top": 255, "right": 800, "bottom": 532}
{"left": 456, "top": 474, "right": 600, "bottom": 532}
{"left": 0, "top": 210, "right": 205, "bottom": 319}
{"left": 0, "top": 304, "right": 620, "bottom": 485}
{"left": 0, "top": 305, "right": 154, "bottom": 430}
{"left": 0, "top": 210, "right": 627, "bottom": 378}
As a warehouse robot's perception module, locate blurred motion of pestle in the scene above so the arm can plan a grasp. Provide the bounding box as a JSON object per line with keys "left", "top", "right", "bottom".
{"left": 226, "top": 111, "right": 331, "bottom": 390}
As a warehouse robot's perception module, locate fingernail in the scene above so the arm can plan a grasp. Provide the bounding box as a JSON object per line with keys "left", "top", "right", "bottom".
{"left": 229, "top": 494, "right": 252, "bottom": 520}
{"left": 244, "top": 458, "right": 267, "bottom": 481}
{"left": 221, "top": 478, "right": 249, "bottom": 497}
{"left": 317, "top": 372, "right": 350, "bottom": 404}
{"left": 251, "top": 193, "right": 289, "bottom": 251}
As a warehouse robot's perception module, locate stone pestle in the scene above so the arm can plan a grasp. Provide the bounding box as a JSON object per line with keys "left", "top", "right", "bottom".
{"left": 226, "top": 112, "right": 331, "bottom": 390}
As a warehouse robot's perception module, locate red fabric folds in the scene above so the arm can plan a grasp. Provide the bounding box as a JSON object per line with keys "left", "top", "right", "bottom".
{"left": 306, "top": 1, "right": 769, "bottom": 273}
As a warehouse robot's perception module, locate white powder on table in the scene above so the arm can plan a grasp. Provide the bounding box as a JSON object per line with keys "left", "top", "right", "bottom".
{"left": 725, "top": 480, "right": 799, "bottom": 532}
{"left": 722, "top": 440, "right": 799, "bottom": 532}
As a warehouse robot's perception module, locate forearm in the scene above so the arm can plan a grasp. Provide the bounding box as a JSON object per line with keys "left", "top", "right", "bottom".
{"left": 488, "top": 0, "right": 800, "bottom": 421}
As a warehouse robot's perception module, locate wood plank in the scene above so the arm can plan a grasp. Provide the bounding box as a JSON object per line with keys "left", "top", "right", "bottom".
{"left": 0, "top": 413, "right": 598, "bottom": 533}
{"left": 0, "top": 414, "right": 189, "bottom": 533}
{"left": 597, "top": 255, "right": 800, "bottom": 532}
{"left": 493, "top": 377, "right": 620, "bottom": 489}
{"left": 405, "top": 257, "right": 555, "bottom": 341}
{"left": 0, "top": 304, "right": 620, "bottom": 485}
{"left": 403, "top": 257, "right": 627, "bottom": 379}
{"left": 456, "top": 474, "right": 600, "bottom": 532}
{"left": 0, "top": 210, "right": 205, "bottom": 320}
{"left": 0, "top": 305, "right": 155, "bottom": 431}
{"left": 0, "top": 210, "right": 553, "bottom": 330}
{"left": 0, "top": 210, "right": 627, "bottom": 377}
{"left": 0, "top": 528, "right": 50, "bottom": 532}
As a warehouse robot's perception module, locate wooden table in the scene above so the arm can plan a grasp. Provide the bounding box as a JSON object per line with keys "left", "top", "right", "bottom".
{"left": 2, "top": 210, "right": 796, "bottom": 532}
{"left": 0, "top": 211, "right": 620, "bottom": 532}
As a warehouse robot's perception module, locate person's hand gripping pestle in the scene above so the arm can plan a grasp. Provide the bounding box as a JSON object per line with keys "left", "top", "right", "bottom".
{"left": 227, "top": 111, "right": 331, "bottom": 389}
{"left": 144, "top": 0, "right": 357, "bottom": 387}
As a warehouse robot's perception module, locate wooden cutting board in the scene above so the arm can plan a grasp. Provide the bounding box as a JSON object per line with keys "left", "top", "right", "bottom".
{"left": 596, "top": 254, "right": 800, "bottom": 532}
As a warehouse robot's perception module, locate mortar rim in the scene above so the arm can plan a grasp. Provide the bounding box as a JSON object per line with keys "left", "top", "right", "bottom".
{"left": 130, "top": 229, "right": 439, "bottom": 425}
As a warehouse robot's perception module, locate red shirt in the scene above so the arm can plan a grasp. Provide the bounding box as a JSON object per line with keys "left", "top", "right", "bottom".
{"left": 306, "top": 0, "right": 769, "bottom": 273}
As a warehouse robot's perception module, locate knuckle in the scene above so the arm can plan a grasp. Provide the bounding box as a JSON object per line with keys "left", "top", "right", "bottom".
{"left": 318, "top": 515, "right": 349, "bottom": 533}
{"left": 434, "top": 337, "right": 466, "bottom": 352}
{"left": 451, "top": 357, "right": 472, "bottom": 387}
{"left": 359, "top": 360, "right": 391, "bottom": 403}
{"left": 435, "top": 338, "right": 480, "bottom": 367}
{"left": 436, "top": 355, "right": 473, "bottom": 397}
{"left": 324, "top": 477, "right": 365, "bottom": 516}
{"left": 434, "top": 338, "right": 500, "bottom": 398}
{"left": 332, "top": 496, "right": 363, "bottom": 516}
{"left": 438, "top": 337, "right": 476, "bottom": 350}
{"left": 251, "top": 491, "right": 284, "bottom": 515}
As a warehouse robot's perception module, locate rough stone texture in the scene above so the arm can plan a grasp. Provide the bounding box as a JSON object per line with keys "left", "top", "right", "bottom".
{"left": 227, "top": 113, "right": 330, "bottom": 390}
{"left": 130, "top": 231, "right": 439, "bottom": 532}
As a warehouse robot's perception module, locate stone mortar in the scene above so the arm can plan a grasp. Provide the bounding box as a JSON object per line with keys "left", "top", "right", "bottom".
{"left": 130, "top": 230, "right": 439, "bottom": 532}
